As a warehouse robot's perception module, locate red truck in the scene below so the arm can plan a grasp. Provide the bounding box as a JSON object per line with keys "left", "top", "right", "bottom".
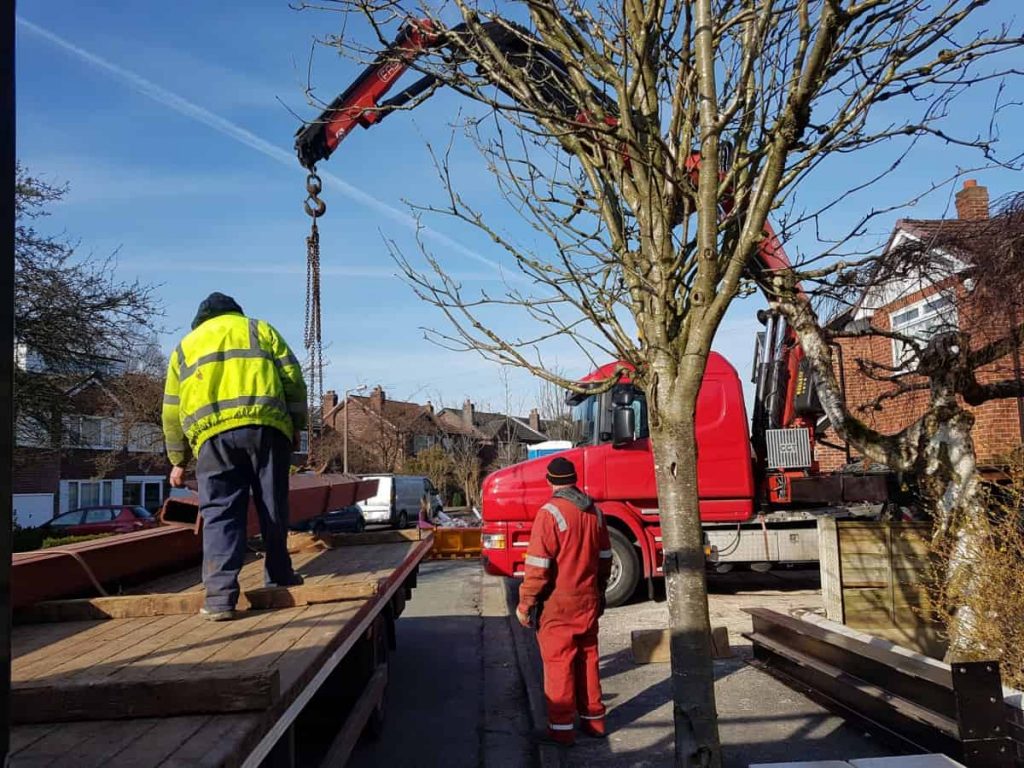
{"left": 479, "top": 347, "right": 891, "bottom": 606}
{"left": 294, "top": 16, "right": 897, "bottom": 606}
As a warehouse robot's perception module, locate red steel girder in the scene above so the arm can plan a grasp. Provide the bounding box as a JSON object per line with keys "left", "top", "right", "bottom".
{"left": 14, "top": 473, "right": 378, "bottom": 610}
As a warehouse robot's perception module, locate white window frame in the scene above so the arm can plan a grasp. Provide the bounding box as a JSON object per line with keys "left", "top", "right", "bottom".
{"left": 124, "top": 475, "right": 165, "bottom": 512}
{"left": 889, "top": 293, "right": 959, "bottom": 370}
{"left": 63, "top": 415, "right": 118, "bottom": 450}
{"left": 60, "top": 478, "right": 124, "bottom": 513}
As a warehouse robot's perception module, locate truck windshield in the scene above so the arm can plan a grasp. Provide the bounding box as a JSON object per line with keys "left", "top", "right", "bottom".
{"left": 570, "top": 396, "right": 597, "bottom": 445}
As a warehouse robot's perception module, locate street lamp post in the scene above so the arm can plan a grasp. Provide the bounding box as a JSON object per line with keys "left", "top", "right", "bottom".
{"left": 343, "top": 384, "right": 368, "bottom": 475}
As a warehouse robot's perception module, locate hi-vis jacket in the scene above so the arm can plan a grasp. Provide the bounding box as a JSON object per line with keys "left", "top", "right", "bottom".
{"left": 518, "top": 487, "right": 612, "bottom": 613}
{"left": 162, "top": 312, "right": 307, "bottom": 466}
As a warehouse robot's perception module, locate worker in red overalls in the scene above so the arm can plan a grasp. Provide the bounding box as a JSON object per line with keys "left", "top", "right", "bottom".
{"left": 516, "top": 456, "right": 612, "bottom": 745}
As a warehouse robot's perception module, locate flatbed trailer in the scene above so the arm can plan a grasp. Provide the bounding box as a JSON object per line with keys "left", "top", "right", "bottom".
{"left": 8, "top": 528, "right": 432, "bottom": 768}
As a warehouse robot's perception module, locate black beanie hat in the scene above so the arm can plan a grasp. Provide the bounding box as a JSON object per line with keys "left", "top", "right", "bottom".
{"left": 546, "top": 456, "right": 577, "bottom": 486}
{"left": 192, "top": 292, "right": 244, "bottom": 330}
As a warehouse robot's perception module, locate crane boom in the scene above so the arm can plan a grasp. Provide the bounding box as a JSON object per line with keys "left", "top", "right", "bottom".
{"left": 294, "top": 17, "right": 822, "bottom": 446}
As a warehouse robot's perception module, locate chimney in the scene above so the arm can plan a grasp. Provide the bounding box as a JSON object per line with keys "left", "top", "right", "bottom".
{"left": 425, "top": 400, "right": 434, "bottom": 415}
{"left": 369, "top": 386, "right": 385, "bottom": 413}
{"left": 323, "top": 390, "right": 338, "bottom": 424}
{"left": 529, "top": 408, "right": 541, "bottom": 433}
{"left": 462, "top": 398, "right": 475, "bottom": 428}
{"left": 955, "top": 179, "right": 989, "bottom": 221}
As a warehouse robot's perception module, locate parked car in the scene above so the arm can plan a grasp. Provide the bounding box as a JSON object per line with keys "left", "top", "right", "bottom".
{"left": 292, "top": 505, "right": 365, "bottom": 535}
{"left": 41, "top": 505, "right": 159, "bottom": 536}
{"left": 357, "top": 475, "right": 443, "bottom": 529}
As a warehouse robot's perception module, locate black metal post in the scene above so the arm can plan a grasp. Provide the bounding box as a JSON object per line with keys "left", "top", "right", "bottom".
{"left": 1, "top": 0, "right": 16, "bottom": 761}
{"left": 951, "top": 661, "right": 1014, "bottom": 768}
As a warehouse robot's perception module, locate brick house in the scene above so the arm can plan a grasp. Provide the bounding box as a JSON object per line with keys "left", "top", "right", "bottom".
{"left": 13, "top": 371, "right": 170, "bottom": 527}
{"left": 436, "top": 400, "right": 549, "bottom": 468}
{"left": 817, "top": 180, "right": 1024, "bottom": 472}
{"left": 320, "top": 387, "right": 442, "bottom": 473}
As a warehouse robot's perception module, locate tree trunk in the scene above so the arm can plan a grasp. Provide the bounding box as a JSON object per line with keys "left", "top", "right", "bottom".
{"left": 649, "top": 371, "right": 722, "bottom": 768}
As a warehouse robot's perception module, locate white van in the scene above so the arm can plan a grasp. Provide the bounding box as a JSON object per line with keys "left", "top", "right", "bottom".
{"left": 357, "top": 475, "right": 443, "bottom": 529}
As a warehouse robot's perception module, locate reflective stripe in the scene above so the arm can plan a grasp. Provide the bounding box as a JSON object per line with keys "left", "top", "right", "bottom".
{"left": 181, "top": 395, "right": 288, "bottom": 430}
{"left": 595, "top": 504, "right": 604, "bottom": 527}
{"left": 549, "top": 723, "right": 574, "bottom": 731}
{"left": 543, "top": 503, "right": 567, "bottom": 532}
{"left": 580, "top": 713, "right": 604, "bottom": 720}
{"left": 163, "top": 394, "right": 180, "bottom": 406}
{"left": 248, "top": 318, "right": 260, "bottom": 350}
{"left": 179, "top": 348, "right": 273, "bottom": 381}
{"left": 165, "top": 442, "right": 186, "bottom": 452}
{"left": 275, "top": 353, "right": 300, "bottom": 369}
{"left": 599, "top": 549, "right": 613, "bottom": 559}
{"left": 175, "top": 344, "right": 186, "bottom": 378}
{"left": 524, "top": 554, "right": 550, "bottom": 568}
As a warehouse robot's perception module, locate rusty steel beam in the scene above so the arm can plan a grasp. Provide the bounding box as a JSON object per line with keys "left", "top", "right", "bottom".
{"left": 161, "top": 473, "right": 377, "bottom": 536}
{"left": 12, "top": 526, "right": 202, "bottom": 611}
{"left": 14, "top": 474, "right": 378, "bottom": 611}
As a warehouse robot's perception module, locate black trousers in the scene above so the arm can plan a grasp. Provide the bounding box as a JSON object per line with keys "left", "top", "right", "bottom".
{"left": 197, "top": 425, "right": 296, "bottom": 610}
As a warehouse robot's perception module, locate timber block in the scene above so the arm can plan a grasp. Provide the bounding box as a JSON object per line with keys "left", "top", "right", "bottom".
{"left": 631, "top": 626, "right": 731, "bottom": 664}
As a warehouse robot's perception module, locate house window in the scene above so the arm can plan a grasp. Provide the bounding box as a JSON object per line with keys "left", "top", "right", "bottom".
{"left": 890, "top": 294, "right": 958, "bottom": 369}
{"left": 127, "top": 423, "right": 163, "bottom": 453}
{"left": 412, "top": 434, "right": 435, "bottom": 454}
{"left": 63, "top": 416, "right": 117, "bottom": 449}
{"left": 67, "top": 480, "right": 115, "bottom": 510}
{"left": 298, "top": 431, "right": 309, "bottom": 455}
{"left": 125, "top": 477, "right": 164, "bottom": 513}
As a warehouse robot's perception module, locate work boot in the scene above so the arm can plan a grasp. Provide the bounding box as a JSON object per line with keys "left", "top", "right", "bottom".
{"left": 199, "top": 607, "right": 236, "bottom": 622}
{"left": 579, "top": 717, "right": 607, "bottom": 738}
{"left": 532, "top": 728, "right": 575, "bottom": 747}
{"left": 267, "top": 572, "right": 304, "bottom": 588}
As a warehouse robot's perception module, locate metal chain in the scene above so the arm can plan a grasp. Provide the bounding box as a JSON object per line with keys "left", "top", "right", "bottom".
{"left": 304, "top": 170, "right": 326, "bottom": 464}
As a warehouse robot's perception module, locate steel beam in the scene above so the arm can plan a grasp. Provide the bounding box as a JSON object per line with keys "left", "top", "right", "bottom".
{"left": 743, "top": 609, "right": 1017, "bottom": 768}
{"left": 13, "top": 474, "right": 378, "bottom": 610}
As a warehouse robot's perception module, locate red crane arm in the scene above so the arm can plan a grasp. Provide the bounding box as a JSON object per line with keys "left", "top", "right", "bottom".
{"left": 295, "top": 18, "right": 812, "bottom": 435}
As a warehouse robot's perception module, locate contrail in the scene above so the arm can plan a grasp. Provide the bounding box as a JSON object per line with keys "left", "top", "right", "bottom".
{"left": 17, "top": 17, "right": 510, "bottom": 276}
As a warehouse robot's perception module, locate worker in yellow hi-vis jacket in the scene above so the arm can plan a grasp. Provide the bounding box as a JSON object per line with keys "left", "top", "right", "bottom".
{"left": 162, "top": 292, "right": 308, "bottom": 621}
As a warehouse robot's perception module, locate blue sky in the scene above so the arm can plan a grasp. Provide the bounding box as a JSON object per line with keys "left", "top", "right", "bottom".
{"left": 15, "top": 1, "right": 1022, "bottom": 417}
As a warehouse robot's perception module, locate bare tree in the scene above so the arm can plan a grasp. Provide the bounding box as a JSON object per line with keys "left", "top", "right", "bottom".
{"left": 535, "top": 374, "right": 580, "bottom": 443}
{"left": 15, "top": 165, "right": 161, "bottom": 446}
{"left": 448, "top": 434, "right": 483, "bottom": 510}
{"left": 768, "top": 191, "right": 1024, "bottom": 658}
{"left": 309, "top": 3, "right": 1021, "bottom": 763}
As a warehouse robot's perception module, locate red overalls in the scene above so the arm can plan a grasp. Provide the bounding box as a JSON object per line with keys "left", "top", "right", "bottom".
{"left": 517, "top": 491, "right": 612, "bottom": 744}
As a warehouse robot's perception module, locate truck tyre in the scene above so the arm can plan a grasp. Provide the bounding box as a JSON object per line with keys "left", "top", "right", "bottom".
{"left": 604, "top": 528, "right": 640, "bottom": 608}
{"left": 394, "top": 510, "right": 408, "bottom": 530}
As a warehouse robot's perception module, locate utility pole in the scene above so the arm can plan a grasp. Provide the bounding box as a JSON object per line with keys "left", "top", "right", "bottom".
{"left": 1, "top": 1, "right": 16, "bottom": 761}
{"left": 343, "top": 384, "right": 367, "bottom": 474}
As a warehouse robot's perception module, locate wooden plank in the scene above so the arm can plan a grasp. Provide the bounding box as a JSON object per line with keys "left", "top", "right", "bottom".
{"left": 18, "top": 579, "right": 379, "bottom": 623}
{"left": 631, "top": 626, "right": 731, "bottom": 664}
{"left": 159, "top": 714, "right": 254, "bottom": 768}
{"left": 818, "top": 517, "right": 844, "bottom": 623}
{"left": 320, "top": 665, "right": 388, "bottom": 767}
{"left": 100, "top": 716, "right": 208, "bottom": 768}
{"left": 12, "top": 669, "right": 279, "bottom": 723}
{"left": 319, "top": 528, "right": 422, "bottom": 547}
{"left": 18, "top": 593, "right": 206, "bottom": 623}
{"left": 245, "top": 579, "right": 380, "bottom": 609}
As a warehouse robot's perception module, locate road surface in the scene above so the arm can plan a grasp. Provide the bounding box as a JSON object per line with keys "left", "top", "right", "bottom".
{"left": 349, "top": 560, "right": 533, "bottom": 768}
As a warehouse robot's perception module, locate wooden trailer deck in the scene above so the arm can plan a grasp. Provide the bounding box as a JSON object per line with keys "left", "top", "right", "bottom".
{"left": 8, "top": 530, "right": 432, "bottom": 768}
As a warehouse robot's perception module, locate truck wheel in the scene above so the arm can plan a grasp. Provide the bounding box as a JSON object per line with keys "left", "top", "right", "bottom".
{"left": 394, "top": 510, "right": 408, "bottom": 530}
{"left": 604, "top": 528, "right": 640, "bottom": 608}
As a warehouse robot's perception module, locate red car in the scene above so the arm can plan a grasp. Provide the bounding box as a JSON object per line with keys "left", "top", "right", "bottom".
{"left": 43, "top": 505, "right": 159, "bottom": 536}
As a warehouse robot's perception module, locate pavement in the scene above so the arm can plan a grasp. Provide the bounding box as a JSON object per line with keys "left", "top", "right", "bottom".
{"left": 350, "top": 561, "right": 892, "bottom": 768}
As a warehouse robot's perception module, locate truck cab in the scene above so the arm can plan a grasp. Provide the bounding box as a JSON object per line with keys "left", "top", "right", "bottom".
{"left": 480, "top": 353, "right": 755, "bottom": 606}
